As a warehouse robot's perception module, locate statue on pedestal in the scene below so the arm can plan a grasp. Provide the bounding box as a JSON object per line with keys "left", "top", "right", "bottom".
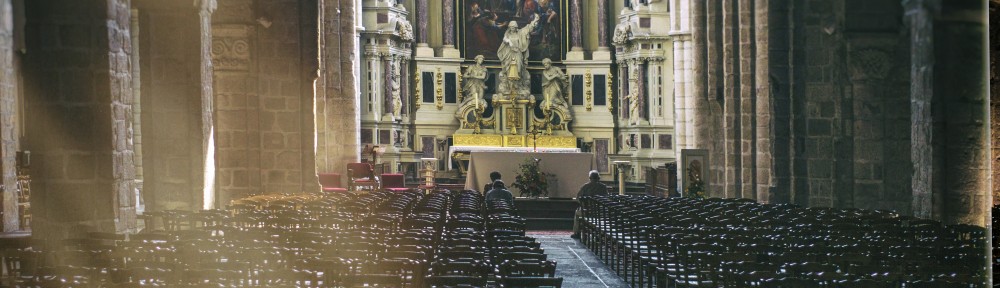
{"left": 497, "top": 14, "right": 539, "bottom": 99}
{"left": 626, "top": 82, "right": 640, "bottom": 126}
{"left": 540, "top": 58, "right": 568, "bottom": 113}
{"left": 390, "top": 58, "right": 403, "bottom": 120}
{"left": 462, "top": 55, "right": 488, "bottom": 109}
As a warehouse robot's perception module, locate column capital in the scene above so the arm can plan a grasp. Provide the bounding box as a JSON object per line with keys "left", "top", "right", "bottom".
{"left": 195, "top": 0, "right": 217, "bottom": 15}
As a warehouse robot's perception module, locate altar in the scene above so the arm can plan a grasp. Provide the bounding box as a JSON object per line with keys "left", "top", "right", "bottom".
{"left": 465, "top": 151, "right": 594, "bottom": 199}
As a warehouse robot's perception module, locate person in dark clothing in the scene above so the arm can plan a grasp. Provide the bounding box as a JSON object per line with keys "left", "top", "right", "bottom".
{"left": 486, "top": 179, "right": 515, "bottom": 208}
{"left": 572, "top": 170, "right": 608, "bottom": 239}
{"left": 483, "top": 171, "right": 502, "bottom": 193}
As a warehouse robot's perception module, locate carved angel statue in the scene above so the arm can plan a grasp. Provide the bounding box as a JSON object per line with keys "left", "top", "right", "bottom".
{"left": 612, "top": 22, "right": 632, "bottom": 47}
{"left": 540, "top": 58, "right": 567, "bottom": 112}
{"left": 397, "top": 19, "right": 414, "bottom": 42}
{"left": 390, "top": 58, "right": 403, "bottom": 119}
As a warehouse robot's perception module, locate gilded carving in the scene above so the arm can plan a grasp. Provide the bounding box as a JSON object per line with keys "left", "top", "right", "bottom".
{"left": 435, "top": 68, "right": 443, "bottom": 110}
{"left": 414, "top": 67, "right": 421, "bottom": 109}
{"left": 454, "top": 134, "right": 503, "bottom": 146}
{"left": 607, "top": 74, "right": 614, "bottom": 112}
{"left": 585, "top": 69, "right": 593, "bottom": 111}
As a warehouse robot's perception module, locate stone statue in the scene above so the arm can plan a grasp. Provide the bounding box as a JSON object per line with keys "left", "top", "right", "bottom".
{"left": 626, "top": 82, "right": 640, "bottom": 126}
{"left": 462, "top": 55, "right": 488, "bottom": 106}
{"left": 540, "top": 58, "right": 567, "bottom": 112}
{"left": 397, "top": 19, "right": 414, "bottom": 42}
{"left": 390, "top": 58, "right": 402, "bottom": 119}
{"left": 497, "top": 14, "right": 539, "bottom": 97}
{"left": 612, "top": 22, "right": 632, "bottom": 47}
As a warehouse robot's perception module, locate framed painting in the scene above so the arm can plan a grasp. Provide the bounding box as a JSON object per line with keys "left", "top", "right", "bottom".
{"left": 458, "top": 0, "right": 568, "bottom": 62}
{"left": 680, "top": 149, "right": 709, "bottom": 197}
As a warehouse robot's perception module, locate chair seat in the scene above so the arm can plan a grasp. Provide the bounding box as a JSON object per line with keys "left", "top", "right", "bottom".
{"left": 323, "top": 187, "right": 348, "bottom": 193}
{"left": 386, "top": 188, "right": 409, "bottom": 193}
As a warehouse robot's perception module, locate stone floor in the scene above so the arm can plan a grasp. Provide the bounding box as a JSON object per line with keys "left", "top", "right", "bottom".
{"left": 529, "top": 232, "right": 631, "bottom": 288}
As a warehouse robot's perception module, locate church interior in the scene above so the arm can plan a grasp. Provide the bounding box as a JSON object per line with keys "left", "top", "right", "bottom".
{"left": 0, "top": 0, "right": 994, "bottom": 286}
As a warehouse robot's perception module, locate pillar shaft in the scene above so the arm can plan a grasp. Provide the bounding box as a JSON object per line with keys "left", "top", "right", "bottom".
{"left": 570, "top": 0, "right": 582, "bottom": 50}
{"left": 442, "top": 0, "right": 454, "bottom": 46}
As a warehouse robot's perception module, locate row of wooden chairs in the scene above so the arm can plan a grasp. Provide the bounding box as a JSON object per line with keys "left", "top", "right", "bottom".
{"left": 579, "top": 195, "right": 988, "bottom": 288}
{"left": 2, "top": 189, "right": 561, "bottom": 287}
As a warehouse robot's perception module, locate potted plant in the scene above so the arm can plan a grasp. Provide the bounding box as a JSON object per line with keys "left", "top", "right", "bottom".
{"left": 685, "top": 167, "right": 706, "bottom": 199}
{"left": 512, "top": 158, "right": 555, "bottom": 198}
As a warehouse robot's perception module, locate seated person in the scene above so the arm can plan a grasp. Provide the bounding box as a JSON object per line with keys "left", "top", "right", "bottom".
{"left": 486, "top": 179, "right": 515, "bottom": 208}
{"left": 572, "top": 170, "right": 608, "bottom": 239}
{"left": 483, "top": 171, "right": 502, "bottom": 193}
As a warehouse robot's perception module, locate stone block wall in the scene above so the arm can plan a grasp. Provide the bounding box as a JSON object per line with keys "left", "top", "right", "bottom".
{"left": 135, "top": 0, "right": 203, "bottom": 211}
{"left": 213, "top": 0, "right": 320, "bottom": 202}
{"left": 0, "top": 0, "right": 17, "bottom": 232}
{"left": 22, "top": 0, "right": 137, "bottom": 240}
{"left": 990, "top": 1, "right": 998, "bottom": 204}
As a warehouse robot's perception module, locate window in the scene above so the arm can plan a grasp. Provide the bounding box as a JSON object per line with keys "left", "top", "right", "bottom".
{"left": 656, "top": 65, "right": 663, "bottom": 117}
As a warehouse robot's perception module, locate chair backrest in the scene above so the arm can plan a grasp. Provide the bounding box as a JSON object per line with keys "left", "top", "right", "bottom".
{"left": 318, "top": 173, "right": 343, "bottom": 188}
{"left": 381, "top": 173, "right": 405, "bottom": 188}
{"left": 347, "top": 163, "right": 375, "bottom": 179}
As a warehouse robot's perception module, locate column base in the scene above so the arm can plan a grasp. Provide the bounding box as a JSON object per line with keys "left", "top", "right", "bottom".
{"left": 416, "top": 46, "right": 434, "bottom": 57}
{"left": 566, "top": 50, "right": 585, "bottom": 60}
{"left": 442, "top": 46, "right": 462, "bottom": 58}
{"left": 593, "top": 49, "right": 612, "bottom": 60}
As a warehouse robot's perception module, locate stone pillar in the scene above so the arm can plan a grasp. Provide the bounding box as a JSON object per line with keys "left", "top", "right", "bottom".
{"left": 721, "top": 0, "right": 740, "bottom": 198}
{"left": 737, "top": 0, "right": 756, "bottom": 200}
{"left": 908, "top": 0, "right": 988, "bottom": 226}
{"left": 317, "top": 0, "right": 360, "bottom": 176}
{"left": 570, "top": 0, "right": 583, "bottom": 50}
{"left": 442, "top": 0, "right": 454, "bottom": 47}
{"left": 690, "top": 0, "right": 706, "bottom": 149}
{"left": 197, "top": 0, "right": 217, "bottom": 209}
{"left": 0, "top": 0, "right": 15, "bottom": 231}
{"left": 415, "top": 0, "right": 428, "bottom": 45}
{"left": 907, "top": 0, "right": 939, "bottom": 220}
{"left": 597, "top": 0, "right": 608, "bottom": 48}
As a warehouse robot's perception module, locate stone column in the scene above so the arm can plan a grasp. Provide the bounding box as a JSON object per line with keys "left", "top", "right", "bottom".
{"left": 416, "top": 0, "right": 428, "bottom": 45}
{"left": 907, "top": 0, "right": 939, "bottom": 220}
{"left": 0, "top": 0, "right": 15, "bottom": 231}
{"left": 908, "top": 0, "right": 987, "bottom": 226}
{"left": 442, "top": 0, "right": 454, "bottom": 47}
{"left": 597, "top": 0, "right": 608, "bottom": 49}
{"left": 318, "top": 0, "right": 360, "bottom": 176}
{"left": 570, "top": 0, "right": 583, "bottom": 51}
{"left": 197, "top": 0, "right": 217, "bottom": 210}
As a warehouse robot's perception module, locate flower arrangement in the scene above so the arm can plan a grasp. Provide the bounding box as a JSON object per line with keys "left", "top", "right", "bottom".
{"left": 685, "top": 167, "right": 706, "bottom": 199}
{"left": 512, "top": 158, "right": 555, "bottom": 198}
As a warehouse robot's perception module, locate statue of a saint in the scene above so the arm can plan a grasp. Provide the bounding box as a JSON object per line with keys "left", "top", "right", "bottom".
{"left": 540, "top": 58, "right": 567, "bottom": 112}
{"left": 626, "top": 83, "right": 640, "bottom": 125}
{"left": 497, "top": 14, "right": 539, "bottom": 97}
{"left": 390, "top": 58, "right": 403, "bottom": 119}
{"left": 462, "top": 55, "right": 488, "bottom": 107}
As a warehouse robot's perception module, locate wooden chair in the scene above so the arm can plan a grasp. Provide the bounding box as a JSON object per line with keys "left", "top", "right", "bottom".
{"left": 347, "top": 163, "right": 381, "bottom": 191}
{"left": 318, "top": 172, "right": 349, "bottom": 193}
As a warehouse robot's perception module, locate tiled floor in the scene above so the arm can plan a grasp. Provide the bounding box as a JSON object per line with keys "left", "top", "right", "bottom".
{"left": 529, "top": 232, "right": 631, "bottom": 288}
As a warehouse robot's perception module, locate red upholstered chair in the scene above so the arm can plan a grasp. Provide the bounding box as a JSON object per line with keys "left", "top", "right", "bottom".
{"left": 381, "top": 173, "right": 408, "bottom": 193}
{"left": 347, "top": 163, "right": 381, "bottom": 191}
{"left": 318, "top": 173, "right": 348, "bottom": 193}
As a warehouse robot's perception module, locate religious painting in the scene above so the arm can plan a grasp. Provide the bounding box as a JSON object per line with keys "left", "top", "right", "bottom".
{"left": 680, "top": 149, "right": 709, "bottom": 198}
{"left": 460, "top": 0, "right": 566, "bottom": 62}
